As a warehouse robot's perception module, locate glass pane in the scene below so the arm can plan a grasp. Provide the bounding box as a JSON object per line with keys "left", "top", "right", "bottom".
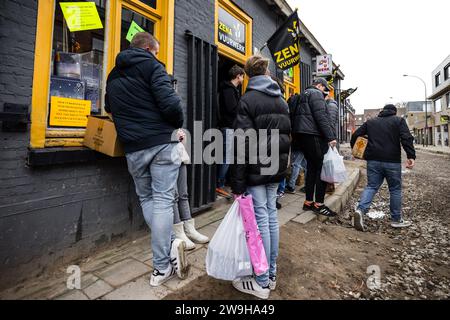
{"left": 120, "top": 7, "right": 155, "bottom": 52}
{"left": 283, "top": 67, "right": 294, "bottom": 83}
{"left": 49, "top": 0, "right": 106, "bottom": 128}
{"left": 138, "top": 0, "right": 156, "bottom": 9}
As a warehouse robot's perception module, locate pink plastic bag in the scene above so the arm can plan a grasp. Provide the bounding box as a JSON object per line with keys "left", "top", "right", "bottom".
{"left": 237, "top": 194, "right": 269, "bottom": 276}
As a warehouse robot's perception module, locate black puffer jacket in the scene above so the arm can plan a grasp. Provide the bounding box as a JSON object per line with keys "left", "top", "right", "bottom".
{"left": 105, "top": 48, "right": 183, "bottom": 153}
{"left": 290, "top": 86, "right": 335, "bottom": 141}
{"left": 218, "top": 81, "right": 241, "bottom": 128}
{"left": 326, "top": 98, "right": 339, "bottom": 137}
{"left": 230, "top": 75, "right": 291, "bottom": 195}
{"left": 350, "top": 108, "right": 416, "bottom": 162}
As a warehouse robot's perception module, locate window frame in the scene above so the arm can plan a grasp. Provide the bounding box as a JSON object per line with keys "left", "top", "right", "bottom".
{"left": 444, "top": 63, "right": 450, "bottom": 81}
{"left": 435, "top": 72, "right": 441, "bottom": 88}
{"left": 30, "top": 0, "right": 175, "bottom": 149}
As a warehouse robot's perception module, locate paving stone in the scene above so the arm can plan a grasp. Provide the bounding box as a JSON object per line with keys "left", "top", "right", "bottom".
{"left": 95, "top": 258, "right": 151, "bottom": 287}
{"left": 187, "top": 247, "right": 207, "bottom": 271}
{"left": 55, "top": 290, "right": 89, "bottom": 300}
{"left": 278, "top": 209, "right": 299, "bottom": 226}
{"left": 101, "top": 275, "right": 171, "bottom": 300}
{"left": 292, "top": 211, "right": 317, "bottom": 224}
{"left": 164, "top": 266, "right": 205, "bottom": 291}
{"left": 131, "top": 249, "right": 153, "bottom": 263}
{"left": 83, "top": 279, "right": 114, "bottom": 300}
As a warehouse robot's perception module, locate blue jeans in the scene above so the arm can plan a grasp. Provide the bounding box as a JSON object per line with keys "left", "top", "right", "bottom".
{"left": 247, "top": 183, "right": 279, "bottom": 288}
{"left": 357, "top": 161, "right": 402, "bottom": 222}
{"left": 277, "top": 179, "right": 286, "bottom": 194}
{"left": 126, "top": 143, "right": 181, "bottom": 270}
{"left": 287, "top": 150, "right": 307, "bottom": 189}
{"left": 217, "top": 128, "right": 233, "bottom": 188}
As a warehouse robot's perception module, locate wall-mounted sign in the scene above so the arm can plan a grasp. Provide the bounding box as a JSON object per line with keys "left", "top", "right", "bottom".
{"left": 218, "top": 7, "right": 246, "bottom": 55}
{"left": 60, "top": 2, "right": 103, "bottom": 32}
{"left": 50, "top": 96, "right": 91, "bottom": 127}
{"left": 126, "top": 21, "right": 145, "bottom": 42}
{"left": 316, "top": 54, "right": 333, "bottom": 76}
{"left": 441, "top": 115, "right": 449, "bottom": 123}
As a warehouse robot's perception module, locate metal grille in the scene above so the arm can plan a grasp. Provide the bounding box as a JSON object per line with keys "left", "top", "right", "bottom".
{"left": 185, "top": 31, "right": 218, "bottom": 213}
{"left": 300, "top": 62, "right": 312, "bottom": 93}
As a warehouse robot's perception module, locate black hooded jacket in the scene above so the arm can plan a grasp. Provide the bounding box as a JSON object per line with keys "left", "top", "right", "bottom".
{"left": 105, "top": 47, "right": 183, "bottom": 153}
{"left": 218, "top": 81, "right": 241, "bottom": 128}
{"left": 230, "top": 75, "right": 291, "bottom": 195}
{"left": 289, "top": 86, "right": 336, "bottom": 142}
{"left": 350, "top": 108, "right": 416, "bottom": 162}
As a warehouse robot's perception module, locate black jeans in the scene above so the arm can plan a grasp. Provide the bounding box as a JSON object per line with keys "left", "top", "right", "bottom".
{"left": 297, "top": 134, "right": 329, "bottom": 203}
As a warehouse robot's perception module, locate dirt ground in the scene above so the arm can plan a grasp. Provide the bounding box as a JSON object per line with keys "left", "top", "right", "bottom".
{"left": 164, "top": 148, "right": 450, "bottom": 300}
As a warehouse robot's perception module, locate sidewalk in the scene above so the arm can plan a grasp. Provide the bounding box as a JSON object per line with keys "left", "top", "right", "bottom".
{"left": 0, "top": 162, "right": 361, "bottom": 300}
{"left": 415, "top": 145, "right": 450, "bottom": 155}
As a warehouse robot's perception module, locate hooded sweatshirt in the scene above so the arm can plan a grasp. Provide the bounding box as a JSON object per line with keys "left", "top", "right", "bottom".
{"left": 105, "top": 47, "right": 183, "bottom": 153}
{"left": 230, "top": 75, "right": 291, "bottom": 194}
{"left": 351, "top": 105, "right": 416, "bottom": 162}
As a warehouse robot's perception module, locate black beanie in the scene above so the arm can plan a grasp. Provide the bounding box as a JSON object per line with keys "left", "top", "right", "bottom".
{"left": 383, "top": 104, "right": 397, "bottom": 113}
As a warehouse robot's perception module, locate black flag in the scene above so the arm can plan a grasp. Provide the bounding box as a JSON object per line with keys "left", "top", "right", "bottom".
{"left": 266, "top": 11, "right": 300, "bottom": 71}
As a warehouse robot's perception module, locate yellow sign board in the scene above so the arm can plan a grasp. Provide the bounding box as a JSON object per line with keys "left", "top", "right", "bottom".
{"left": 60, "top": 2, "right": 103, "bottom": 32}
{"left": 50, "top": 96, "right": 91, "bottom": 127}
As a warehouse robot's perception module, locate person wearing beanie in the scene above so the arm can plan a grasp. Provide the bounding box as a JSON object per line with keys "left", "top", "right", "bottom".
{"left": 350, "top": 104, "right": 416, "bottom": 231}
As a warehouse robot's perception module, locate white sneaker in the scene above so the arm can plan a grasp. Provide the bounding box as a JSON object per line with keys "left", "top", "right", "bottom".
{"left": 149, "top": 265, "right": 176, "bottom": 287}
{"left": 173, "top": 222, "right": 196, "bottom": 250}
{"left": 184, "top": 219, "right": 210, "bottom": 244}
{"left": 268, "top": 276, "right": 277, "bottom": 291}
{"left": 170, "top": 239, "right": 189, "bottom": 279}
{"left": 352, "top": 209, "right": 367, "bottom": 231}
{"left": 391, "top": 219, "right": 412, "bottom": 228}
{"left": 232, "top": 276, "right": 270, "bottom": 299}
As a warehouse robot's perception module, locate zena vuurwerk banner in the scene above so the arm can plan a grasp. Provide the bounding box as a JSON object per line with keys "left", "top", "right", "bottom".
{"left": 266, "top": 11, "right": 300, "bottom": 71}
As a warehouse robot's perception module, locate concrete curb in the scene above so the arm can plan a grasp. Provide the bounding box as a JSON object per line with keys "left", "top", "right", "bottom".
{"left": 415, "top": 146, "right": 450, "bottom": 156}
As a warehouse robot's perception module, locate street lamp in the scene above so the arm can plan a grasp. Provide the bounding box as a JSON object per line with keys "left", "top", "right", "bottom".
{"left": 403, "top": 74, "right": 428, "bottom": 147}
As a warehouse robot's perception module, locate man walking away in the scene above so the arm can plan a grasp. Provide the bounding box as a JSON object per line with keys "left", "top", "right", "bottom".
{"left": 217, "top": 65, "right": 245, "bottom": 198}
{"left": 290, "top": 78, "right": 338, "bottom": 217}
{"left": 231, "top": 55, "right": 291, "bottom": 299}
{"left": 351, "top": 104, "right": 416, "bottom": 231}
{"left": 105, "top": 32, "right": 188, "bottom": 287}
{"left": 325, "top": 92, "right": 339, "bottom": 194}
{"left": 286, "top": 93, "right": 307, "bottom": 194}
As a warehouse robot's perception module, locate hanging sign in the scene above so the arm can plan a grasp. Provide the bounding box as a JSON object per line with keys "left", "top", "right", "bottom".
{"left": 218, "top": 7, "right": 246, "bottom": 55}
{"left": 126, "top": 21, "right": 145, "bottom": 42}
{"left": 50, "top": 96, "right": 91, "bottom": 127}
{"left": 60, "top": 2, "right": 103, "bottom": 32}
{"left": 316, "top": 54, "right": 333, "bottom": 76}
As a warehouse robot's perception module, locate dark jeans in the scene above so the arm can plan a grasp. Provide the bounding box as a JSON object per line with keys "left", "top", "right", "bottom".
{"left": 357, "top": 161, "right": 402, "bottom": 222}
{"left": 297, "top": 134, "right": 329, "bottom": 203}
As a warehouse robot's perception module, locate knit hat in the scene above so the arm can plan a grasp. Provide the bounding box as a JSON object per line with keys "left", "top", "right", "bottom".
{"left": 383, "top": 104, "right": 397, "bottom": 114}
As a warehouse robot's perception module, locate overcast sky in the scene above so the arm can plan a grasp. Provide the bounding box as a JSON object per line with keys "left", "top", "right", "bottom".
{"left": 287, "top": 0, "right": 450, "bottom": 114}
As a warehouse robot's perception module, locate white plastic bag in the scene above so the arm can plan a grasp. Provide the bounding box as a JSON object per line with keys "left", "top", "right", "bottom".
{"left": 206, "top": 200, "right": 252, "bottom": 280}
{"left": 321, "top": 147, "right": 347, "bottom": 183}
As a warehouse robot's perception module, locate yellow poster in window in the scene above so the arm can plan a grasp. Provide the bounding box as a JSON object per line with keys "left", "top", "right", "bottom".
{"left": 60, "top": 2, "right": 103, "bottom": 32}
{"left": 50, "top": 97, "right": 91, "bottom": 127}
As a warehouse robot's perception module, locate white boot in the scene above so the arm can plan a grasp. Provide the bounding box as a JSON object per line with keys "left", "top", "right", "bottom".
{"left": 184, "top": 219, "right": 210, "bottom": 244}
{"left": 173, "top": 222, "right": 196, "bottom": 250}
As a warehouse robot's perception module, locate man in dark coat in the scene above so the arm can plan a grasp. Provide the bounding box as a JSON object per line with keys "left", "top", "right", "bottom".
{"left": 325, "top": 92, "right": 340, "bottom": 194}
{"left": 105, "top": 32, "right": 188, "bottom": 287}
{"left": 351, "top": 104, "right": 416, "bottom": 231}
{"left": 290, "top": 78, "right": 337, "bottom": 217}
{"left": 216, "top": 65, "right": 244, "bottom": 198}
{"left": 230, "top": 55, "right": 291, "bottom": 300}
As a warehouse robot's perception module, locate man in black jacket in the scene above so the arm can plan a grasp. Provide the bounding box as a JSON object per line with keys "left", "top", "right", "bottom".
{"left": 216, "top": 65, "right": 244, "bottom": 198}
{"left": 105, "top": 32, "right": 188, "bottom": 287}
{"left": 351, "top": 104, "right": 416, "bottom": 230}
{"left": 290, "top": 78, "right": 337, "bottom": 217}
{"left": 230, "top": 55, "right": 291, "bottom": 300}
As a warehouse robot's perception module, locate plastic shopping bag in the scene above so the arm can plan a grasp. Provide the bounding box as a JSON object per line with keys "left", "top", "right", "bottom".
{"left": 206, "top": 200, "right": 252, "bottom": 280}
{"left": 237, "top": 194, "right": 269, "bottom": 276}
{"left": 321, "top": 147, "right": 348, "bottom": 183}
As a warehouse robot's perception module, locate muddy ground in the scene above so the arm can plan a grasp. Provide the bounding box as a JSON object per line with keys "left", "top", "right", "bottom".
{"left": 164, "top": 148, "right": 450, "bottom": 300}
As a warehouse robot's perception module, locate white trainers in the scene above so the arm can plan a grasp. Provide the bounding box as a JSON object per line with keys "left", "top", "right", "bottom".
{"left": 170, "top": 239, "right": 189, "bottom": 279}
{"left": 173, "top": 222, "right": 196, "bottom": 250}
{"left": 149, "top": 265, "right": 176, "bottom": 287}
{"left": 391, "top": 219, "right": 412, "bottom": 228}
{"left": 184, "top": 219, "right": 210, "bottom": 244}
{"left": 268, "top": 276, "right": 277, "bottom": 291}
{"left": 352, "top": 209, "right": 367, "bottom": 232}
{"left": 232, "top": 276, "right": 270, "bottom": 299}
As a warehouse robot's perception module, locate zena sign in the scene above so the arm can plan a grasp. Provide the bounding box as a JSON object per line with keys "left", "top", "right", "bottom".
{"left": 218, "top": 7, "right": 246, "bottom": 55}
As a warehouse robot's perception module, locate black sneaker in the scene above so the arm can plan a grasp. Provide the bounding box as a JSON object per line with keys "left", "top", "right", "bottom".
{"left": 285, "top": 186, "right": 296, "bottom": 194}
{"left": 312, "top": 204, "right": 337, "bottom": 217}
{"left": 302, "top": 201, "right": 314, "bottom": 211}
{"left": 299, "top": 186, "right": 306, "bottom": 193}
{"left": 276, "top": 201, "right": 282, "bottom": 210}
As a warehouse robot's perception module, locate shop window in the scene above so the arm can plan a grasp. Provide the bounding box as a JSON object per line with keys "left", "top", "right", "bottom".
{"left": 435, "top": 98, "right": 442, "bottom": 113}
{"left": 48, "top": 0, "right": 106, "bottom": 131}
{"left": 138, "top": 0, "right": 156, "bottom": 9}
{"left": 120, "top": 7, "right": 155, "bottom": 51}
